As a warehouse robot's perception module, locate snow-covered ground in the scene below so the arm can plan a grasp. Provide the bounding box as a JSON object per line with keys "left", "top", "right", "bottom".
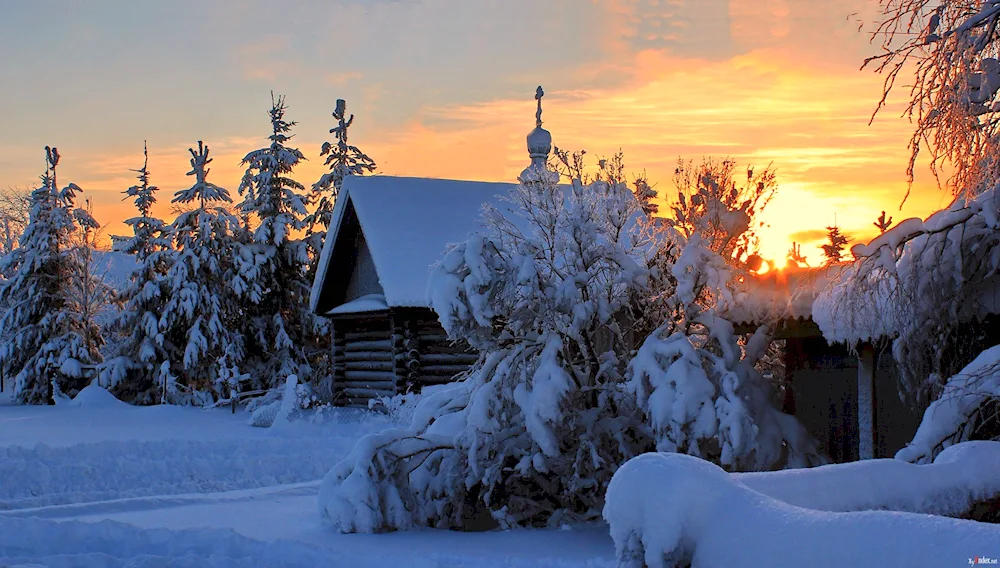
{"left": 2, "top": 386, "right": 998, "bottom": 567}
{"left": 0, "top": 390, "right": 616, "bottom": 567}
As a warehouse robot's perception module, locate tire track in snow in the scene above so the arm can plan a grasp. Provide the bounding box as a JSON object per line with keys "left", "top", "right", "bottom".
{"left": 0, "top": 480, "right": 321, "bottom": 519}
{"left": 0, "top": 436, "right": 351, "bottom": 509}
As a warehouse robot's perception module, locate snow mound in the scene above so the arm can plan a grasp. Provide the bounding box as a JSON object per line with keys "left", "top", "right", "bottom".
{"left": 604, "top": 452, "right": 1000, "bottom": 568}
{"left": 896, "top": 346, "right": 1000, "bottom": 464}
{"left": 69, "top": 384, "right": 129, "bottom": 408}
{"left": 736, "top": 441, "right": 1000, "bottom": 518}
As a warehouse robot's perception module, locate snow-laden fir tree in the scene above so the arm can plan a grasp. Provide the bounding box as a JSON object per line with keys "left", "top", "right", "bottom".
{"left": 306, "top": 98, "right": 376, "bottom": 262}
{"left": 100, "top": 143, "right": 175, "bottom": 403}
{"left": 236, "top": 94, "right": 327, "bottom": 392}
{"left": 157, "top": 142, "right": 245, "bottom": 403}
{"left": 0, "top": 147, "right": 104, "bottom": 404}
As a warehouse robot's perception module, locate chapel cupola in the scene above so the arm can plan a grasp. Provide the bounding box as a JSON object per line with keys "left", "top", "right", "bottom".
{"left": 520, "top": 86, "right": 559, "bottom": 185}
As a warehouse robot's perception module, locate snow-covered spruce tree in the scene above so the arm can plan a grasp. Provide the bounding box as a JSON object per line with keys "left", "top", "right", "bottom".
{"left": 0, "top": 147, "right": 104, "bottom": 403}
{"left": 157, "top": 142, "right": 245, "bottom": 404}
{"left": 319, "top": 172, "right": 653, "bottom": 532}
{"left": 236, "top": 94, "right": 327, "bottom": 393}
{"left": 100, "top": 143, "right": 175, "bottom": 403}
{"left": 305, "top": 98, "right": 376, "bottom": 263}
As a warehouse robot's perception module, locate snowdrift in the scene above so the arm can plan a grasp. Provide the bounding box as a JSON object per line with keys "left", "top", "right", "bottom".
{"left": 604, "top": 451, "right": 1000, "bottom": 568}
{"left": 737, "top": 441, "right": 1000, "bottom": 519}
{"left": 68, "top": 384, "right": 129, "bottom": 408}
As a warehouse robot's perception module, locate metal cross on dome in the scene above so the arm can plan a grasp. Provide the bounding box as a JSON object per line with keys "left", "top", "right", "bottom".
{"left": 535, "top": 86, "right": 544, "bottom": 127}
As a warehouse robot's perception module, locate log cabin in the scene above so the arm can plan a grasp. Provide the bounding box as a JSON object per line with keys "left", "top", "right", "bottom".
{"left": 308, "top": 175, "right": 520, "bottom": 406}
{"left": 309, "top": 86, "right": 563, "bottom": 407}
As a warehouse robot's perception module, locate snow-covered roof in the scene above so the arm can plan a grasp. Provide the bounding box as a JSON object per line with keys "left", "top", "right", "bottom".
{"left": 326, "top": 293, "right": 389, "bottom": 315}
{"left": 310, "top": 175, "right": 520, "bottom": 313}
{"left": 724, "top": 265, "right": 840, "bottom": 326}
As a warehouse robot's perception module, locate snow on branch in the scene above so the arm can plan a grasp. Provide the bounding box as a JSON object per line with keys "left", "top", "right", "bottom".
{"left": 897, "top": 345, "right": 1000, "bottom": 463}
{"left": 813, "top": 185, "right": 1000, "bottom": 405}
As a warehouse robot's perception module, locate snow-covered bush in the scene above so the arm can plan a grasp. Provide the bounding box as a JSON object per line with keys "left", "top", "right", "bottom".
{"left": 318, "top": 161, "right": 823, "bottom": 533}
{"left": 604, "top": 452, "right": 1000, "bottom": 568}
{"left": 626, "top": 321, "right": 823, "bottom": 471}
{"left": 896, "top": 346, "right": 1000, "bottom": 464}
{"left": 368, "top": 392, "right": 421, "bottom": 425}
{"left": 320, "top": 174, "right": 653, "bottom": 532}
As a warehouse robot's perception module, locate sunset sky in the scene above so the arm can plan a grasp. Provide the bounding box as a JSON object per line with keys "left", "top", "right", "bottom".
{"left": 0, "top": 0, "right": 957, "bottom": 264}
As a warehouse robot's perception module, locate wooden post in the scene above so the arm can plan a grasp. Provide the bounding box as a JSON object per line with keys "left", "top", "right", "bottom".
{"left": 857, "top": 342, "right": 877, "bottom": 460}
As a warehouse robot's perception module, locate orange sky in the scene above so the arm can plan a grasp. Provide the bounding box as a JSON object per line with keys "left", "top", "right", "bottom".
{"left": 1, "top": 0, "right": 955, "bottom": 266}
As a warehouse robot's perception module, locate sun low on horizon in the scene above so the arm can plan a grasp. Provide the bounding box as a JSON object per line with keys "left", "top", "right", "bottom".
{"left": 0, "top": 0, "right": 955, "bottom": 267}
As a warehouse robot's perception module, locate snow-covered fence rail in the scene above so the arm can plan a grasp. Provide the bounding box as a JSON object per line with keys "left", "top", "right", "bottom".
{"left": 604, "top": 450, "right": 1000, "bottom": 568}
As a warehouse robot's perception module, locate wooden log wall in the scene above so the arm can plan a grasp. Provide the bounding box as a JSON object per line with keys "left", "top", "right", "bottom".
{"left": 413, "top": 317, "right": 478, "bottom": 387}
{"left": 334, "top": 317, "right": 397, "bottom": 407}
{"left": 391, "top": 316, "right": 423, "bottom": 394}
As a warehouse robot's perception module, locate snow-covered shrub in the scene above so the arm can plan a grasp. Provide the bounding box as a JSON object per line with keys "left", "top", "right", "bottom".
{"left": 896, "top": 346, "right": 1000, "bottom": 464}
{"left": 320, "top": 174, "right": 653, "bottom": 532}
{"left": 318, "top": 153, "right": 825, "bottom": 532}
{"left": 318, "top": 158, "right": 824, "bottom": 533}
{"left": 628, "top": 185, "right": 824, "bottom": 471}
{"left": 626, "top": 322, "right": 823, "bottom": 470}
{"left": 604, "top": 452, "right": 1000, "bottom": 568}
{"left": 368, "top": 392, "right": 421, "bottom": 425}
{"left": 249, "top": 400, "right": 280, "bottom": 428}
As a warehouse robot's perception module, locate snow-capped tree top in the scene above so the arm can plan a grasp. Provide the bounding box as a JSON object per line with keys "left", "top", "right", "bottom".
{"left": 239, "top": 93, "right": 307, "bottom": 247}
{"left": 125, "top": 142, "right": 158, "bottom": 217}
{"left": 313, "top": 98, "right": 376, "bottom": 196}
{"left": 174, "top": 142, "right": 231, "bottom": 207}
